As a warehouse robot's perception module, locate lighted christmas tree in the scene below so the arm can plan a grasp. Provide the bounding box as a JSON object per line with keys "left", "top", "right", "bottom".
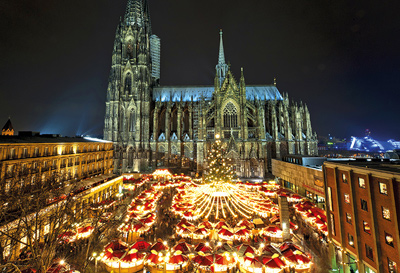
{"left": 203, "top": 134, "right": 236, "bottom": 184}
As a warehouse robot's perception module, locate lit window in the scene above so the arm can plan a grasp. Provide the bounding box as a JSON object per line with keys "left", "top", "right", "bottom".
{"left": 348, "top": 233, "right": 354, "bottom": 247}
{"left": 344, "top": 193, "right": 350, "bottom": 204}
{"left": 328, "top": 187, "right": 333, "bottom": 211}
{"left": 358, "top": 177, "right": 366, "bottom": 188}
{"left": 342, "top": 173, "right": 347, "bottom": 183}
{"left": 330, "top": 213, "right": 335, "bottom": 236}
{"left": 346, "top": 213, "right": 352, "bottom": 224}
{"left": 223, "top": 102, "right": 238, "bottom": 128}
{"left": 9, "top": 148, "right": 15, "bottom": 159}
{"left": 385, "top": 232, "right": 394, "bottom": 247}
{"left": 388, "top": 258, "right": 397, "bottom": 273}
{"left": 363, "top": 221, "right": 371, "bottom": 234}
{"left": 361, "top": 199, "right": 368, "bottom": 211}
{"left": 365, "top": 244, "right": 373, "bottom": 260}
{"left": 379, "top": 182, "right": 388, "bottom": 195}
{"left": 382, "top": 207, "right": 391, "bottom": 220}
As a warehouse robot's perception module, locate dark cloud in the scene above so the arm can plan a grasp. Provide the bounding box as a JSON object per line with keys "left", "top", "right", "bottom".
{"left": 0, "top": 0, "right": 399, "bottom": 140}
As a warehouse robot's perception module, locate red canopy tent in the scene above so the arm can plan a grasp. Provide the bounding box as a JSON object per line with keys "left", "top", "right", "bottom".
{"left": 214, "top": 221, "right": 230, "bottom": 230}
{"left": 279, "top": 242, "right": 301, "bottom": 253}
{"left": 218, "top": 228, "right": 234, "bottom": 237}
{"left": 132, "top": 222, "right": 149, "bottom": 232}
{"left": 105, "top": 240, "right": 128, "bottom": 252}
{"left": 192, "top": 255, "right": 213, "bottom": 267}
{"left": 147, "top": 253, "right": 161, "bottom": 264}
{"left": 262, "top": 256, "right": 286, "bottom": 269}
{"left": 151, "top": 241, "right": 169, "bottom": 252}
{"left": 263, "top": 225, "right": 282, "bottom": 235}
{"left": 103, "top": 240, "right": 129, "bottom": 261}
{"left": 168, "top": 254, "right": 188, "bottom": 264}
{"left": 194, "top": 228, "right": 209, "bottom": 236}
{"left": 131, "top": 240, "right": 151, "bottom": 251}
{"left": 200, "top": 220, "right": 213, "bottom": 229}
{"left": 237, "top": 219, "right": 254, "bottom": 229}
{"left": 243, "top": 255, "right": 263, "bottom": 269}
{"left": 194, "top": 242, "right": 212, "bottom": 253}
{"left": 284, "top": 252, "right": 311, "bottom": 265}
{"left": 215, "top": 242, "right": 234, "bottom": 254}
{"left": 121, "top": 250, "right": 145, "bottom": 263}
{"left": 235, "top": 228, "right": 250, "bottom": 237}
{"left": 236, "top": 244, "right": 255, "bottom": 256}
{"left": 260, "top": 244, "right": 278, "bottom": 255}
{"left": 173, "top": 241, "right": 192, "bottom": 254}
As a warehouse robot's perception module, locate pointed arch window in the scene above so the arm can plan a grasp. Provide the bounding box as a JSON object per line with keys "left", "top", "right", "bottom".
{"left": 129, "top": 110, "right": 136, "bottom": 132}
{"left": 119, "top": 111, "right": 125, "bottom": 131}
{"left": 127, "top": 43, "right": 134, "bottom": 59}
{"left": 125, "top": 73, "right": 132, "bottom": 94}
{"left": 223, "top": 102, "right": 238, "bottom": 128}
{"left": 127, "top": 148, "right": 134, "bottom": 168}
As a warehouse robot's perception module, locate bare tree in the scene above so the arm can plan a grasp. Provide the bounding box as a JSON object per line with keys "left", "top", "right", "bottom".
{"left": 0, "top": 171, "right": 78, "bottom": 272}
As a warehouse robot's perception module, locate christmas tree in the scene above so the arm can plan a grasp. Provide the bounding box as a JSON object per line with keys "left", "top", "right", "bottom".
{"left": 203, "top": 134, "right": 236, "bottom": 184}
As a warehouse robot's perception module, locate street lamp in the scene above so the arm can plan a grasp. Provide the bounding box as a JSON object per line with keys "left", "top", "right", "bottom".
{"left": 92, "top": 252, "right": 98, "bottom": 273}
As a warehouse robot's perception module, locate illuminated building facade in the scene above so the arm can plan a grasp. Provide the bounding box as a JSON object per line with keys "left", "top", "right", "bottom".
{"left": 0, "top": 133, "right": 114, "bottom": 196}
{"left": 0, "top": 133, "right": 118, "bottom": 259}
{"left": 103, "top": 0, "right": 318, "bottom": 177}
{"left": 323, "top": 160, "right": 400, "bottom": 273}
{"left": 272, "top": 156, "right": 326, "bottom": 207}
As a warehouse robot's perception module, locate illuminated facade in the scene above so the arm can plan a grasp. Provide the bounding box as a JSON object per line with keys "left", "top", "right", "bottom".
{"left": 103, "top": 0, "right": 318, "bottom": 177}
{"left": 0, "top": 134, "right": 117, "bottom": 259}
{"left": 272, "top": 156, "right": 326, "bottom": 207}
{"left": 324, "top": 161, "right": 400, "bottom": 273}
{"left": 0, "top": 134, "right": 114, "bottom": 195}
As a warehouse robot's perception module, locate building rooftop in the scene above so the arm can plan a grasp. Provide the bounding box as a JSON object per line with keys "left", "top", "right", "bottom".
{"left": 0, "top": 133, "right": 111, "bottom": 144}
{"left": 283, "top": 155, "right": 325, "bottom": 159}
{"left": 153, "top": 85, "right": 283, "bottom": 102}
{"left": 325, "top": 158, "right": 400, "bottom": 174}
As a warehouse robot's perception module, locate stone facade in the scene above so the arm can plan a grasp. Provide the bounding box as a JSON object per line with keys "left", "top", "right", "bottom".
{"left": 103, "top": 0, "right": 318, "bottom": 177}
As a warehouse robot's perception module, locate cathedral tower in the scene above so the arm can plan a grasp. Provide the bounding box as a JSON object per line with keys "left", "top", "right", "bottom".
{"left": 2, "top": 118, "right": 14, "bottom": 136}
{"left": 103, "top": 0, "right": 160, "bottom": 173}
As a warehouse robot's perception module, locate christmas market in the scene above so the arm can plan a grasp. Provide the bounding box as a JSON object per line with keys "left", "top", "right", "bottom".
{"left": 89, "top": 135, "right": 318, "bottom": 273}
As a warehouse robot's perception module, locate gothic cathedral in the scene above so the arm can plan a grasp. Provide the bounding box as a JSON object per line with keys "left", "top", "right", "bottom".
{"left": 103, "top": 0, "right": 318, "bottom": 177}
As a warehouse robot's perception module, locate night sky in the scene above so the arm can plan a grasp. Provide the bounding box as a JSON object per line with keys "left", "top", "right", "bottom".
{"left": 1, "top": 0, "right": 399, "bottom": 140}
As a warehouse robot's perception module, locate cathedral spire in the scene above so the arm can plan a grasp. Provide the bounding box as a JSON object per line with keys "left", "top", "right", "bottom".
{"left": 124, "top": 0, "right": 145, "bottom": 28}
{"left": 2, "top": 118, "right": 14, "bottom": 136}
{"left": 218, "top": 29, "right": 226, "bottom": 65}
{"left": 216, "top": 29, "right": 229, "bottom": 87}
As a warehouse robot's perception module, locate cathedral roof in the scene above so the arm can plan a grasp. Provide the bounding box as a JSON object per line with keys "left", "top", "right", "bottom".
{"left": 153, "top": 85, "right": 283, "bottom": 102}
